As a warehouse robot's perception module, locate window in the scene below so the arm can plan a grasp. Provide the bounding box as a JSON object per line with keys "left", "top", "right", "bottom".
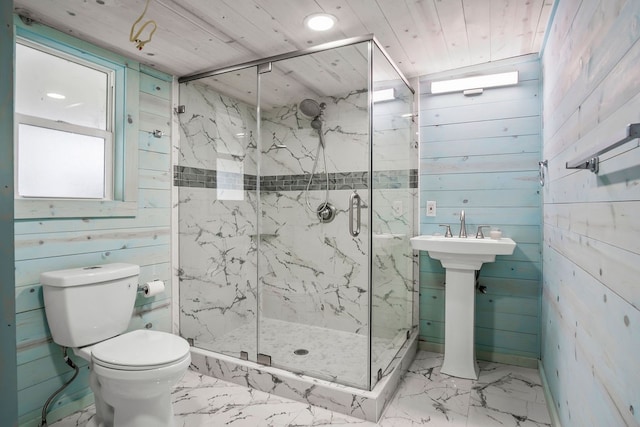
{"left": 16, "top": 41, "right": 113, "bottom": 199}
{"left": 14, "top": 23, "right": 139, "bottom": 219}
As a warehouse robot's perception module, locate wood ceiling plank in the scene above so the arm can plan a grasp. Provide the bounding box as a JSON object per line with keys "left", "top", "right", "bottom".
{"left": 532, "top": 1, "right": 554, "bottom": 52}
{"left": 267, "top": 43, "right": 369, "bottom": 101}
{"left": 315, "top": 0, "right": 370, "bottom": 37}
{"left": 462, "top": 0, "right": 492, "bottom": 65}
{"left": 13, "top": 0, "right": 555, "bottom": 80}
{"left": 373, "top": 0, "right": 429, "bottom": 78}
{"left": 15, "top": 0, "right": 247, "bottom": 76}
{"left": 404, "top": 0, "right": 454, "bottom": 76}
{"left": 250, "top": 0, "right": 350, "bottom": 48}
{"left": 490, "top": 0, "right": 544, "bottom": 61}
{"left": 434, "top": 0, "right": 471, "bottom": 70}
{"left": 340, "top": 0, "right": 418, "bottom": 77}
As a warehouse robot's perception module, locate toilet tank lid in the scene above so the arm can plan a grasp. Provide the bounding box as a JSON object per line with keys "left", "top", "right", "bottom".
{"left": 40, "top": 263, "right": 140, "bottom": 287}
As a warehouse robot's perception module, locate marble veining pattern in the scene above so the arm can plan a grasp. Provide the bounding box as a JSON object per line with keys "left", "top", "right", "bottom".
{"left": 194, "top": 317, "right": 409, "bottom": 389}
{"left": 177, "top": 77, "right": 415, "bottom": 392}
{"left": 51, "top": 351, "right": 551, "bottom": 427}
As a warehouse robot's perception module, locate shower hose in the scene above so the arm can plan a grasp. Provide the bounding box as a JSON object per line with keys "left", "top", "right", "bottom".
{"left": 305, "top": 130, "right": 330, "bottom": 215}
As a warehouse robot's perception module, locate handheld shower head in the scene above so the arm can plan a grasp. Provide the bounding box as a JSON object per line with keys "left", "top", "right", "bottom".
{"left": 310, "top": 117, "right": 323, "bottom": 130}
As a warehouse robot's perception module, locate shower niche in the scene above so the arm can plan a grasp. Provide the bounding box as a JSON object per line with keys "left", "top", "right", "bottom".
{"left": 176, "top": 36, "right": 417, "bottom": 397}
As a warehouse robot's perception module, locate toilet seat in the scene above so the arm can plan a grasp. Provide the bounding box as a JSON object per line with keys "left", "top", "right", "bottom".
{"left": 91, "top": 329, "right": 190, "bottom": 371}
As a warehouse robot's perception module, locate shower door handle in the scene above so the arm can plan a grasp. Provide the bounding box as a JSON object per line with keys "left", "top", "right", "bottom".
{"left": 349, "top": 191, "right": 361, "bottom": 237}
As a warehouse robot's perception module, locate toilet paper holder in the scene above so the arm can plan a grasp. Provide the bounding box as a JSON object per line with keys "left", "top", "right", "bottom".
{"left": 137, "top": 280, "right": 165, "bottom": 297}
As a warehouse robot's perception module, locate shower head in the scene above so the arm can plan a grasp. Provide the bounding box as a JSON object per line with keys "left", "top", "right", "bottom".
{"left": 299, "top": 99, "right": 326, "bottom": 118}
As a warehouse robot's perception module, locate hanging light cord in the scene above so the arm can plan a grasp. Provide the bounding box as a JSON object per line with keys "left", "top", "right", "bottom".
{"left": 129, "top": 0, "right": 157, "bottom": 50}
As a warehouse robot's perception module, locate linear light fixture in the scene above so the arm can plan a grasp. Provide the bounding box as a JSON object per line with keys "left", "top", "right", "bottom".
{"left": 372, "top": 88, "right": 396, "bottom": 103}
{"left": 430, "top": 71, "right": 519, "bottom": 95}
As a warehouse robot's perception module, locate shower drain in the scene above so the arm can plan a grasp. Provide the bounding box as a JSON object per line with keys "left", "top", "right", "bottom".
{"left": 293, "top": 348, "right": 309, "bottom": 356}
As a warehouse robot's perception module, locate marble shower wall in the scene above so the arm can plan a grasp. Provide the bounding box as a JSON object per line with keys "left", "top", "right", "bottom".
{"left": 177, "top": 80, "right": 259, "bottom": 356}
{"left": 259, "top": 90, "right": 371, "bottom": 334}
{"left": 177, "top": 76, "right": 415, "bottom": 365}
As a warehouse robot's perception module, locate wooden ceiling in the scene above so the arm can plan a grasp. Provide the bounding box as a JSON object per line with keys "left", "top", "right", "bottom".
{"left": 13, "top": 0, "right": 554, "bottom": 81}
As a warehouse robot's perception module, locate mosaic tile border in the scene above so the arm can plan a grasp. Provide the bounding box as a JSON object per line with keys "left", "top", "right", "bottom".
{"left": 174, "top": 166, "right": 418, "bottom": 191}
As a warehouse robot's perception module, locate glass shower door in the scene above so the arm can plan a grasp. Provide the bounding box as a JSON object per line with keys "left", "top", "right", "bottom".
{"left": 177, "top": 67, "right": 260, "bottom": 362}
{"left": 370, "top": 44, "right": 415, "bottom": 388}
{"left": 256, "top": 42, "right": 371, "bottom": 389}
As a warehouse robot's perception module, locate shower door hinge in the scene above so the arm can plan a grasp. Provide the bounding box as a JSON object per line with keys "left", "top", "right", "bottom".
{"left": 240, "top": 351, "right": 248, "bottom": 361}
{"left": 377, "top": 368, "right": 383, "bottom": 381}
{"left": 257, "top": 353, "right": 272, "bottom": 366}
{"left": 258, "top": 62, "right": 272, "bottom": 74}
{"left": 175, "top": 105, "right": 186, "bottom": 114}
{"left": 406, "top": 329, "right": 411, "bottom": 341}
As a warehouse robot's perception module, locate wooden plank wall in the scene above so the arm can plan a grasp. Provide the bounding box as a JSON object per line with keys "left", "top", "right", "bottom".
{"left": 540, "top": 0, "right": 640, "bottom": 425}
{"left": 1, "top": 2, "right": 18, "bottom": 425}
{"left": 419, "top": 54, "right": 542, "bottom": 362}
{"left": 12, "top": 29, "right": 173, "bottom": 427}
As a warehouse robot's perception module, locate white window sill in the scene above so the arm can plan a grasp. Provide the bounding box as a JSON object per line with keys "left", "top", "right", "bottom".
{"left": 15, "top": 199, "right": 137, "bottom": 219}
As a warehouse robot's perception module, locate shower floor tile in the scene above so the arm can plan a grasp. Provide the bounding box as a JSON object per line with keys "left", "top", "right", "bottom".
{"left": 50, "top": 350, "right": 552, "bottom": 427}
{"left": 202, "top": 317, "right": 397, "bottom": 388}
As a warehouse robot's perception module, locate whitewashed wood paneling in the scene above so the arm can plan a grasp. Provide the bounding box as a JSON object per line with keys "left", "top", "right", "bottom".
{"left": 14, "top": 39, "right": 174, "bottom": 425}
{"left": 419, "top": 54, "right": 542, "bottom": 360}
{"left": 541, "top": 0, "right": 640, "bottom": 425}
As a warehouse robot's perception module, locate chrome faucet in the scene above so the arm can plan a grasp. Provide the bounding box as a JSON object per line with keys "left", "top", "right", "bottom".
{"left": 459, "top": 210, "right": 467, "bottom": 238}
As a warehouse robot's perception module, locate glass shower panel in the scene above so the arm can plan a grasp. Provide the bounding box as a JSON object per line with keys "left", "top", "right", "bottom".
{"left": 177, "top": 67, "right": 259, "bottom": 361}
{"left": 256, "top": 42, "right": 371, "bottom": 389}
{"left": 370, "top": 44, "right": 414, "bottom": 388}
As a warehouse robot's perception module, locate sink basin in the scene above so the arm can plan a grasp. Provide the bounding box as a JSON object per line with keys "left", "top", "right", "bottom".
{"left": 410, "top": 235, "right": 516, "bottom": 270}
{"left": 410, "top": 234, "right": 516, "bottom": 379}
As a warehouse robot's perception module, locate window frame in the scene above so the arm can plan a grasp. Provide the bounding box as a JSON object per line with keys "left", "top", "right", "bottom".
{"left": 14, "top": 19, "right": 139, "bottom": 219}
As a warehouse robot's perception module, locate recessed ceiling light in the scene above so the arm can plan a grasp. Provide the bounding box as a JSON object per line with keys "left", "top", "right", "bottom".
{"left": 304, "top": 13, "right": 336, "bottom": 31}
{"left": 46, "top": 92, "right": 66, "bottom": 100}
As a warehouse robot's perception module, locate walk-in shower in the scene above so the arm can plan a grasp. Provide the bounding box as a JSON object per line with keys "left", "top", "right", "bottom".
{"left": 175, "top": 36, "right": 417, "bottom": 414}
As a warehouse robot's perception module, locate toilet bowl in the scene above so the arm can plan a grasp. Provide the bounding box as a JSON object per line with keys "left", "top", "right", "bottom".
{"left": 40, "top": 264, "right": 191, "bottom": 427}
{"left": 75, "top": 329, "right": 191, "bottom": 427}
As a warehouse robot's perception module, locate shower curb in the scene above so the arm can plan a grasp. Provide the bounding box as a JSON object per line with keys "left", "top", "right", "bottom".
{"left": 188, "top": 333, "right": 417, "bottom": 422}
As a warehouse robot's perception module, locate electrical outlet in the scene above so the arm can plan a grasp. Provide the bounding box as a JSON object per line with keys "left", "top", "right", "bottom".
{"left": 426, "top": 200, "right": 436, "bottom": 217}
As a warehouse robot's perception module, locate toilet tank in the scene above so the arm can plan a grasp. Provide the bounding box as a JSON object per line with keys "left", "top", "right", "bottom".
{"left": 41, "top": 263, "right": 140, "bottom": 348}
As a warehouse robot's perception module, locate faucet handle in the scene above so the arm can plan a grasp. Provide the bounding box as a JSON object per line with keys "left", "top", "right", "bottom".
{"left": 475, "top": 225, "right": 491, "bottom": 239}
{"left": 439, "top": 224, "right": 453, "bottom": 237}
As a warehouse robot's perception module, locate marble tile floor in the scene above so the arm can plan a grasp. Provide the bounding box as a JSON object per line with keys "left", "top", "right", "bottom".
{"left": 51, "top": 351, "right": 552, "bottom": 427}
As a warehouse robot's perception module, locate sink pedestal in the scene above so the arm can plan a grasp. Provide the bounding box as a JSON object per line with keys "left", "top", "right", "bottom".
{"left": 441, "top": 268, "right": 479, "bottom": 379}
{"left": 409, "top": 235, "right": 517, "bottom": 380}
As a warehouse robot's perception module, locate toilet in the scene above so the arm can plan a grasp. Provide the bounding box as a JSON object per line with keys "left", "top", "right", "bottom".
{"left": 41, "top": 263, "right": 191, "bottom": 427}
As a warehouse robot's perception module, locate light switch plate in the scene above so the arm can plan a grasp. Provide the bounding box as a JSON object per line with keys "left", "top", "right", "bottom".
{"left": 426, "top": 200, "right": 436, "bottom": 217}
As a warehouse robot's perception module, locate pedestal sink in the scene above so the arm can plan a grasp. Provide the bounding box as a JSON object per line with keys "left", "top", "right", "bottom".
{"left": 410, "top": 235, "right": 516, "bottom": 379}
